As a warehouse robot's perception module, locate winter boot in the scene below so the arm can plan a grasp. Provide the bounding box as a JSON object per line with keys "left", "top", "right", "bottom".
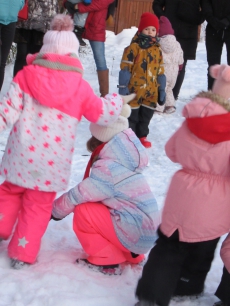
{"left": 139, "top": 137, "right": 152, "bottom": 148}
{"left": 73, "top": 26, "right": 86, "bottom": 47}
{"left": 97, "top": 69, "right": 109, "bottom": 97}
{"left": 10, "top": 258, "right": 28, "bottom": 270}
{"left": 76, "top": 258, "right": 121, "bottom": 275}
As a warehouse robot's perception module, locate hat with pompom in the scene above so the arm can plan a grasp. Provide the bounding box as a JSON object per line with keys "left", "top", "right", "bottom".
{"left": 159, "top": 16, "right": 174, "bottom": 37}
{"left": 40, "top": 14, "right": 79, "bottom": 56}
{"left": 138, "top": 12, "right": 159, "bottom": 33}
{"left": 210, "top": 64, "right": 230, "bottom": 102}
{"left": 89, "top": 103, "right": 132, "bottom": 142}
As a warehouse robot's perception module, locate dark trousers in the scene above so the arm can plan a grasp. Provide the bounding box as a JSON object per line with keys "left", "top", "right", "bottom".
{"left": 0, "top": 22, "right": 16, "bottom": 91}
{"left": 128, "top": 106, "right": 154, "bottom": 138}
{"left": 215, "top": 266, "right": 230, "bottom": 305}
{"left": 135, "top": 229, "right": 220, "bottom": 306}
{"left": 172, "top": 59, "right": 187, "bottom": 100}
{"left": 13, "top": 43, "right": 41, "bottom": 77}
{"left": 205, "top": 25, "right": 230, "bottom": 90}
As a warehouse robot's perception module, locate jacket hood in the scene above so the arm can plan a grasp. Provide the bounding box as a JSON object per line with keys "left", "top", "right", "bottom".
{"left": 15, "top": 53, "right": 84, "bottom": 118}
{"left": 99, "top": 128, "right": 148, "bottom": 172}
{"left": 159, "top": 35, "right": 177, "bottom": 54}
{"left": 183, "top": 91, "right": 230, "bottom": 118}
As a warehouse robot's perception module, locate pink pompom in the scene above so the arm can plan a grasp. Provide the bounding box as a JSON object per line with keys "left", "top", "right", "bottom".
{"left": 50, "top": 14, "right": 74, "bottom": 32}
{"left": 209, "top": 65, "right": 221, "bottom": 79}
{"left": 221, "top": 66, "right": 230, "bottom": 82}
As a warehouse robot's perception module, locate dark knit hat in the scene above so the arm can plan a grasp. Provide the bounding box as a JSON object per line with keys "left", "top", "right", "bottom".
{"left": 159, "top": 16, "right": 174, "bottom": 37}
{"left": 138, "top": 12, "right": 159, "bottom": 33}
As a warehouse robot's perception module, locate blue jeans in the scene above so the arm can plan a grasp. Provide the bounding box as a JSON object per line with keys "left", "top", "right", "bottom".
{"left": 89, "top": 40, "right": 107, "bottom": 71}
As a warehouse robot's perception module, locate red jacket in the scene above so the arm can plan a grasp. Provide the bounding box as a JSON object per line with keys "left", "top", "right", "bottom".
{"left": 64, "top": 0, "right": 114, "bottom": 42}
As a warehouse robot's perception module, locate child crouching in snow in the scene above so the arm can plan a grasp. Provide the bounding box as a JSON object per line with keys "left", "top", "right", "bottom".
{"left": 135, "top": 64, "right": 230, "bottom": 306}
{"left": 0, "top": 14, "right": 134, "bottom": 270}
{"left": 51, "top": 103, "right": 160, "bottom": 275}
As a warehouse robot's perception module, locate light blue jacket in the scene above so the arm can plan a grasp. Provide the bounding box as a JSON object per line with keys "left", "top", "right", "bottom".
{"left": 0, "top": 0, "right": 24, "bottom": 25}
{"left": 53, "top": 129, "right": 160, "bottom": 254}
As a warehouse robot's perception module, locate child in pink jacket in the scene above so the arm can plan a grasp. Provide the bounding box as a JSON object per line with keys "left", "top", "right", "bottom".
{"left": 0, "top": 14, "right": 134, "bottom": 269}
{"left": 135, "top": 64, "right": 230, "bottom": 306}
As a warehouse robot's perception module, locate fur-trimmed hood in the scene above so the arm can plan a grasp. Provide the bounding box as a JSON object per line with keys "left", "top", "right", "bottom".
{"left": 183, "top": 91, "right": 230, "bottom": 119}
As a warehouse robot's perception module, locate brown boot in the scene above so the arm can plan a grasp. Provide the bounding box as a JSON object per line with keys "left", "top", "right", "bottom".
{"left": 97, "top": 69, "right": 109, "bottom": 97}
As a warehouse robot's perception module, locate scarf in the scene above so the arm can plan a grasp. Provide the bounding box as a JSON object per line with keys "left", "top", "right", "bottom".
{"left": 83, "top": 142, "right": 107, "bottom": 179}
{"left": 186, "top": 113, "right": 230, "bottom": 144}
{"left": 133, "top": 33, "right": 160, "bottom": 49}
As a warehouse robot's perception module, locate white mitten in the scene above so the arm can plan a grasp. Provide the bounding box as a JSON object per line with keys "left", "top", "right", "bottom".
{"left": 120, "top": 93, "right": 136, "bottom": 105}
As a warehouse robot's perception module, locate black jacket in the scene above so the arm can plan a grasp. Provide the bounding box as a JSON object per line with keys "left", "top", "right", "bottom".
{"left": 201, "top": 0, "right": 230, "bottom": 31}
{"left": 153, "top": 0, "right": 204, "bottom": 60}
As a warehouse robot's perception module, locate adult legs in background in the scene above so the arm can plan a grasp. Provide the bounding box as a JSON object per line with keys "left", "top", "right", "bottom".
{"left": 135, "top": 229, "right": 219, "bottom": 306}
{"left": 89, "top": 40, "right": 109, "bottom": 97}
{"left": 8, "top": 188, "right": 56, "bottom": 264}
{"left": 205, "top": 25, "right": 224, "bottom": 90}
{"left": 215, "top": 266, "right": 230, "bottom": 305}
{"left": 13, "top": 42, "right": 41, "bottom": 77}
{"left": 172, "top": 59, "right": 187, "bottom": 100}
{"left": 0, "top": 22, "right": 16, "bottom": 90}
{"left": 73, "top": 202, "right": 143, "bottom": 265}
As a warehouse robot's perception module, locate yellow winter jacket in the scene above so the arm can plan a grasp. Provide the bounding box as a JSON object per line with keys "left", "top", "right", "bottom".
{"left": 120, "top": 35, "right": 164, "bottom": 109}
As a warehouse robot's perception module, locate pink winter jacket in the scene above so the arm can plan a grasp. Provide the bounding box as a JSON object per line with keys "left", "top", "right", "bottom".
{"left": 0, "top": 53, "right": 123, "bottom": 192}
{"left": 160, "top": 91, "right": 230, "bottom": 242}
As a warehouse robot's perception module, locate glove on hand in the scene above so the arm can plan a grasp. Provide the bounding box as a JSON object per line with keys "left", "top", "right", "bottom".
{"left": 52, "top": 194, "right": 75, "bottom": 220}
{"left": 120, "top": 93, "right": 136, "bottom": 105}
{"left": 220, "top": 18, "right": 230, "bottom": 29}
{"left": 83, "top": 0, "right": 91, "bottom": 5}
{"left": 64, "top": 1, "right": 78, "bottom": 14}
{"left": 117, "top": 68, "right": 131, "bottom": 95}
{"left": 157, "top": 74, "right": 166, "bottom": 106}
{"left": 50, "top": 214, "right": 62, "bottom": 221}
{"left": 209, "top": 17, "right": 227, "bottom": 31}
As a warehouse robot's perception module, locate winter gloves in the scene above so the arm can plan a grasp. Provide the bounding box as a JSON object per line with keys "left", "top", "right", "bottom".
{"left": 64, "top": 1, "right": 78, "bottom": 14}
{"left": 52, "top": 193, "right": 76, "bottom": 221}
{"left": 64, "top": 0, "right": 91, "bottom": 15}
{"left": 208, "top": 16, "right": 230, "bottom": 31}
{"left": 118, "top": 68, "right": 131, "bottom": 95}
{"left": 157, "top": 74, "right": 166, "bottom": 106}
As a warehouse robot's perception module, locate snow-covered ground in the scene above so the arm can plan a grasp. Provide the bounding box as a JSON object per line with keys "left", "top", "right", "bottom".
{"left": 0, "top": 27, "right": 228, "bottom": 306}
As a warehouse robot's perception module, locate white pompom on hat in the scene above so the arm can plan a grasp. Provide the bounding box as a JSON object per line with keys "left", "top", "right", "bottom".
{"left": 40, "top": 14, "right": 79, "bottom": 56}
{"left": 89, "top": 103, "right": 132, "bottom": 142}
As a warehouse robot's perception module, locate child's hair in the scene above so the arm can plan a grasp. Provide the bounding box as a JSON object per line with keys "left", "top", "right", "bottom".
{"left": 87, "top": 136, "right": 103, "bottom": 153}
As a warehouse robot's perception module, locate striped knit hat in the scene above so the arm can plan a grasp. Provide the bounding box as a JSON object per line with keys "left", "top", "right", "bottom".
{"left": 40, "top": 14, "right": 79, "bottom": 56}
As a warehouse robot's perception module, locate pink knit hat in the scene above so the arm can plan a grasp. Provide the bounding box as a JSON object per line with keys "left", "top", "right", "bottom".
{"left": 138, "top": 12, "right": 159, "bottom": 33}
{"left": 40, "top": 14, "right": 79, "bottom": 56}
{"left": 210, "top": 65, "right": 230, "bottom": 101}
{"left": 159, "top": 16, "right": 174, "bottom": 37}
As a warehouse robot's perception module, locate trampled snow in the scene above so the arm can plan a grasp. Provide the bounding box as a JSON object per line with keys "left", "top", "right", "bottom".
{"left": 0, "top": 27, "right": 227, "bottom": 306}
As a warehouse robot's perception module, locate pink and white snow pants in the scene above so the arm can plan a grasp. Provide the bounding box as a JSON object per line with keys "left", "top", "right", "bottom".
{"left": 0, "top": 181, "right": 56, "bottom": 263}
{"left": 73, "top": 202, "right": 144, "bottom": 265}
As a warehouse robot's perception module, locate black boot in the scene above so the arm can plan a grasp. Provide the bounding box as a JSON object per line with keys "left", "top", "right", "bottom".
{"left": 74, "top": 26, "right": 86, "bottom": 47}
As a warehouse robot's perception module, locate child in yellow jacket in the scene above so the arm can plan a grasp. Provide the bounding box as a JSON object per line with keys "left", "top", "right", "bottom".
{"left": 118, "top": 12, "right": 166, "bottom": 148}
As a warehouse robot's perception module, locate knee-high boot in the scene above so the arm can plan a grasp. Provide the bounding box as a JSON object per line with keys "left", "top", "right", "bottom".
{"left": 97, "top": 69, "right": 109, "bottom": 97}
